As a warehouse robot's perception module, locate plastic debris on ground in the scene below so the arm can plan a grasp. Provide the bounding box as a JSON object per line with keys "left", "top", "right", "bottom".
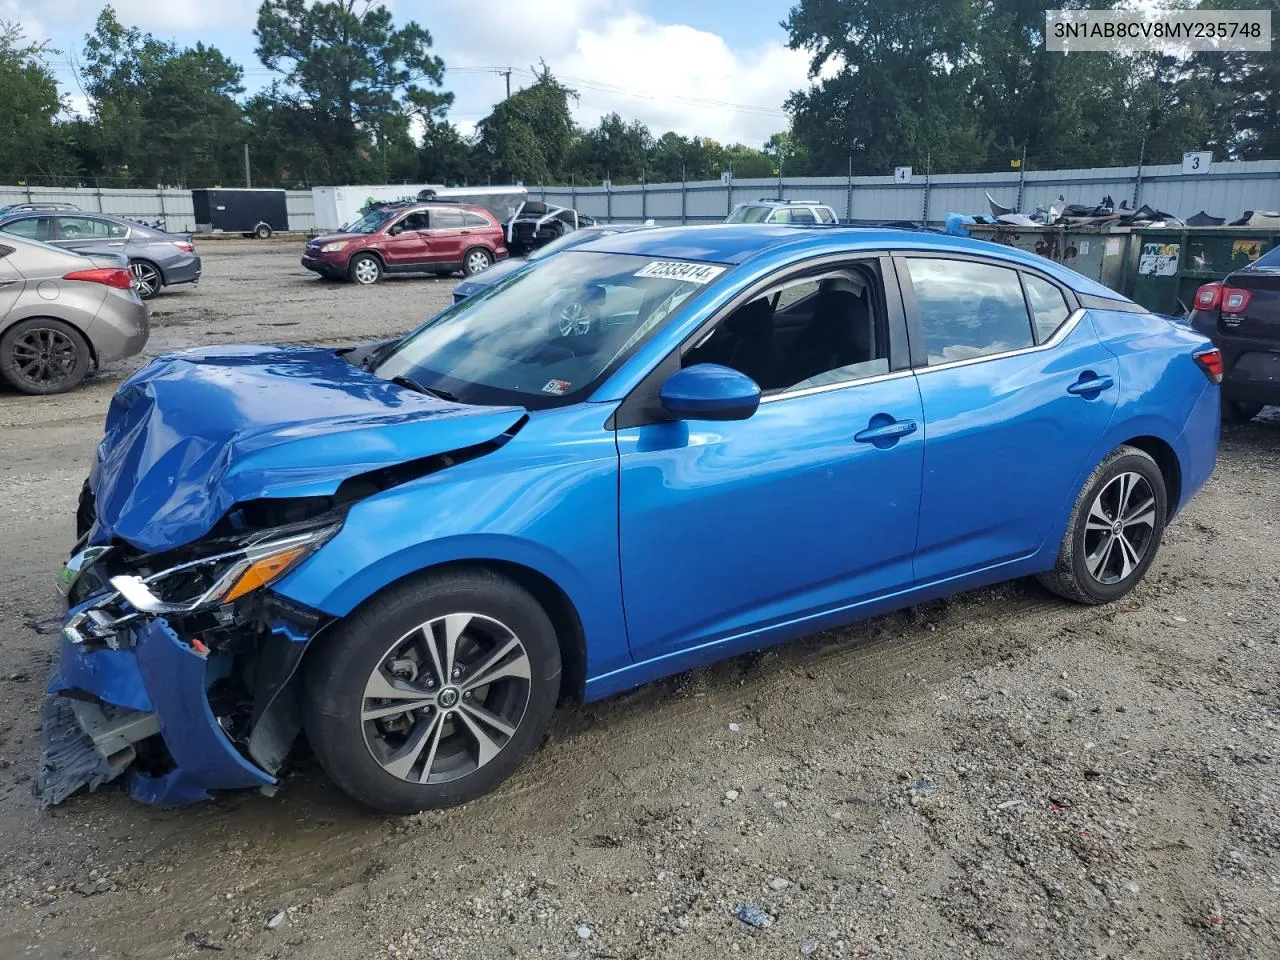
{"left": 734, "top": 903, "right": 774, "bottom": 929}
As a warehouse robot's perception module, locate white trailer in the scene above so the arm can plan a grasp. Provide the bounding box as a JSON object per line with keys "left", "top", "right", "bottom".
{"left": 311, "top": 184, "right": 443, "bottom": 231}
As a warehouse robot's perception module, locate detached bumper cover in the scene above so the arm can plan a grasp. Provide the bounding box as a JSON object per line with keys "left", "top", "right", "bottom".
{"left": 41, "top": 616, "right": 275, "bottom": 806}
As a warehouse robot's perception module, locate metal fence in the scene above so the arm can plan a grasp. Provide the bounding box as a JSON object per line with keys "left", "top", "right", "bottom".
{"left": 0, "top": 185, "right": 318, "bottom": 233}
{"left": 532, "top": 159, "right": 1280, "bottom": 226}
{"left": 4, "top": 158, "right": 1278, "bottom": 231}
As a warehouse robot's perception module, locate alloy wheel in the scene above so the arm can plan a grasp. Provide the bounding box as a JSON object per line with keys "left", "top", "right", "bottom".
{"left": 466, "top": 250, "right": 491, "bottom": 275}
{"left": 557, "top": 301, "right": 591, "bottom": 336}
{"left": 8, "top": 327, "right": 80, "bottom": 390}
{"left": 361, "top": 613, "right": 532, "bottom": 784}
{"left": 353, "top": 258, "right": 380, "bottom": 284}
{"left": 1082, "top": 471, "right": 1157, "bottom": 584}
{"left": 130, "top": 262, "right": 160, "bottom": 297}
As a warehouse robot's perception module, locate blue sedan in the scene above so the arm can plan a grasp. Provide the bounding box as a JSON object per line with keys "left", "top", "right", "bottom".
{"left": 45, "top": 225, "right": 1220, "bottom": 812}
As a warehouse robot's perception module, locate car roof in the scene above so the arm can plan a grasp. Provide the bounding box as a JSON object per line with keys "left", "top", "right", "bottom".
{"left": 737, "top": 199, "right": 830, "bottom": 207}
{"left": 574, "top": 223, "right": 1131, "bottom": 301}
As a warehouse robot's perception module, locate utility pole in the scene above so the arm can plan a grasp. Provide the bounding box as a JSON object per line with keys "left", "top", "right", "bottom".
{"left": 499, "top": 68, "right": 512, "bottom": 99}
{"left": 243, "top": 143, "right": 251, "bottom": 189}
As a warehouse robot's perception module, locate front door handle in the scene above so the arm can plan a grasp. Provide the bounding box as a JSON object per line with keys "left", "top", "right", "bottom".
{"left": 854, "top": 415, "right": 918, "bottom": 446}
{"left": 1067, "top": 374, "right": 1114, "bottom": 396}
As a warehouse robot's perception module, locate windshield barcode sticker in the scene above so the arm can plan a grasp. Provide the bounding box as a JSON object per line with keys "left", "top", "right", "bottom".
{"left": 634, "top": 261, "right": 726, "bottom": 284}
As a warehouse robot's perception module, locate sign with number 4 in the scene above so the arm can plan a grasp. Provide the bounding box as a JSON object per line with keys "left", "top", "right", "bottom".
{"left": 1182, "top": 151, "right": 1211, "bottom": 175}
{"left": 894, "top": 166, "right": 912, "bottom": 183}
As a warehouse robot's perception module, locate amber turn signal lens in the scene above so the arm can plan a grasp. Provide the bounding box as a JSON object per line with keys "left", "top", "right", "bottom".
{"left": 221, "top": 545, "right": 309, "bottom": 603}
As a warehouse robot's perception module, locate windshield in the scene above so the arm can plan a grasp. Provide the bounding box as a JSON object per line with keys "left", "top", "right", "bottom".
{"left": 344, "top": 208, "right": 396, "bottom": 234}
{"left": 375, "top": 251, "right": 726, "bottom": 407}
{"left": 726, "top": 204, "right": 773, "bottom": 224}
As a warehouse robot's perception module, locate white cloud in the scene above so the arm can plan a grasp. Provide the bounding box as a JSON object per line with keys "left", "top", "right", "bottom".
{"left": 4, "top": 0, "right": 259, "bottom": 37}
{"left": 433, "top": 1, "right": 808, "bottom": 146}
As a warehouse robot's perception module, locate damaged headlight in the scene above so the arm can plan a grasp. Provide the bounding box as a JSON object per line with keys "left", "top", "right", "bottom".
{"left": 109, "top": 525, "right": 337, "bottom": 616}
{"left": 62, "top": 524, "right": 337, "bottom": 645}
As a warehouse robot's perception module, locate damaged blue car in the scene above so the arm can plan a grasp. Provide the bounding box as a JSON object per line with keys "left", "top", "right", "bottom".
{"left": 43, "top": 225, "right": 1220, "bottom": 813}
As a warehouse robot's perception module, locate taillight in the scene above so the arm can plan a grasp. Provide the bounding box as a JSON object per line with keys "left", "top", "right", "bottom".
{"left": 63, "top": 268, "right": 134, "bottom": 289}
{"left": 1194, "top": 283, "right": 1222, "bottom": 310}
{"left": 1193, "top": 348, "right": 1224, "bottom": 384}
{"left": 1221, "top": 286, "right": 1251, "bottom": 314}
{"left": 172, "top": 241, "right": 194, "bottom": 253}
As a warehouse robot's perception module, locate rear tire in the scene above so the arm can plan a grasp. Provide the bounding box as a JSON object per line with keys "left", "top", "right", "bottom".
{"left": 129, "top": 260, "right": 162, "bottom": 300}
{"left": 1037, "top": 445, "right": 1167, "bottom": 605}
{"left": 349, "top": 253, "right": 382, "bottom": 286}
{"left": 303, "top": 568, "right": 562, "bottom": 814}
{"left": 1222, "top": 398, "right": 1264, "bottom": 422}
{"left": 463, "top": 247, "right": 493, "bottom": 277}
{"left": 0, "top": 318, "right": 92, "bottom": 395}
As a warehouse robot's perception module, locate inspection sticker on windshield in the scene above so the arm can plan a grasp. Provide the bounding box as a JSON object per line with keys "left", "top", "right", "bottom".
{"left": 634, "top": 261, "right": 726, "bottom": 284}
{"left": 542, "top": 379, "right": 572, "bottom": 396}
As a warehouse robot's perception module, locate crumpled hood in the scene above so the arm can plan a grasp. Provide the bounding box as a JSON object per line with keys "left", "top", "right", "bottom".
{"left": 90, "top": 345, "right": 525, "bottom": 552}
{"left": 308, "top": 232, "right": 366, "bottom": 247}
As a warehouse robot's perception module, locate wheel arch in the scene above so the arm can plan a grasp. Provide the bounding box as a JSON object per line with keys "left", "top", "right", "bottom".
{"left": 298, "top": 557, "right": 589, "bottom": 704}
{"left": 463, "top": 244, "right": 494, "bottom": 265}
{"left": 349, "top": 249, "right": 386, "bottom": 270}
{"left": 1119, "top": 434, "right": 1182, "bottom": 517}
{"left": 0, "top": 313, "right": 98, "bottom": 366}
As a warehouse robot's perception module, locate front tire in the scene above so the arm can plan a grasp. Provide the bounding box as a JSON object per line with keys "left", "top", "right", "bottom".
{"left": 349, "top": 253, "right": 383, "bottom": 286}
{"left": 1038, "top": 445, "right": 1167, "bottom": 605}
{"left": 303, "top": 569, "right": 562, "bottom": 814}
{"left": 0, "top": 318, "right": 92, "bottom": 395}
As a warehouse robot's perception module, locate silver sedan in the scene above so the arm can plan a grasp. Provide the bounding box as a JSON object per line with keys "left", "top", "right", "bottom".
{"left": 0, "top": 212, "right": 201, "bottom": 300}
{"left": 0, "top": 234, "right": 149, "bottom": 394}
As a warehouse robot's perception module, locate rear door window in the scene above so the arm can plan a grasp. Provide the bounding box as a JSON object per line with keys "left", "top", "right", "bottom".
{"left": 904, "top": 258, "right": 1035, "bottom": 364}
{"left": 790, "top": 208, "right": 816, "bottom": 224}
{"left": 55, "top": 216, "right": 116, "bottom": 240}
{"left": 0, "top": 217, "right": 46, "bottom": 241}
{"left": 430, "top": 208, "right": 464, "bottom": 229}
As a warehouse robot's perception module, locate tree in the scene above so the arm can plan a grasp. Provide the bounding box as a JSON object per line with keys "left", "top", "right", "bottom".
{"left": 473, "top": 65, "right": 578, "bottom": 183}
{"left": 573, "top": 113, "right": 652, "bottom": 183}
{"left": 419, "top": 121, "right": 474, "bottom": 184}
{"left": 78, "top": 7, "right": 246, "bottom": 185}
{"left": 0, "top": 23, "right": 69, "bottom": 181}
{"left": 255, "top": 0, "right": 452, "bottom": 184}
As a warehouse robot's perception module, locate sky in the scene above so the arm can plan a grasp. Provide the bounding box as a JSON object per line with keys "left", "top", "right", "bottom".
{"left": 3, "top": 0, "right": 819, "bottom": 148}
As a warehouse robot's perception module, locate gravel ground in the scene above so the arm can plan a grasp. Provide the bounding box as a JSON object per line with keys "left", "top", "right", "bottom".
{"left": 0, "top": 241, "right": 1276, "bottom": 960}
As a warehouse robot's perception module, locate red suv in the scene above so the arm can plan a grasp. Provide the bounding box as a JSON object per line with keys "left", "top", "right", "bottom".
{"left": 302, "top": 202, "right": 508, "bottom": 285}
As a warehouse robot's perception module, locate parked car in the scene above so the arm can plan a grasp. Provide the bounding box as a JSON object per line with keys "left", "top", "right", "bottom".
{"left": 505, "top": 201, "right": 598, "bottom": 255}
{"left": 1188, "top": 243, "right": 1279, "bottom": 421}
{"left": 0, "top": 212, "right": 200, "bottom": 300}
{"left": 302, "top": 201, "right": 508, "bottom": 285}
{"left": 0, "top": 233, "right": 148, "bottom": 394}
{"left": 0, "top": 201, "right": 81, "bottom": 216}
{"left": 451, "top": 223, "right": 658, "bottom": 303}
{"left": 727, "top": 198, "right": 840, "bottom": 225}
{"left": 45, "top": 225, "right": 1219, "bottom": 813}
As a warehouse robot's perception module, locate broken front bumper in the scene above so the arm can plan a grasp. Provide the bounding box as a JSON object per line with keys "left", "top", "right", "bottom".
{"left": 41, "top": 610, "right": 276, "bottom": 806}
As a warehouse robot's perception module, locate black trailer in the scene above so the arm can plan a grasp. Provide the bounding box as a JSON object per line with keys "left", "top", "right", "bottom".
{"left": 191, "top": 188, "right": 289, "bottom": 238}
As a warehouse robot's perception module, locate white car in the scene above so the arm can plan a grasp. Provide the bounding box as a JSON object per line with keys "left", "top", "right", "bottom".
{"left": 726, "top": 199, "right": 839, "bottom": 225}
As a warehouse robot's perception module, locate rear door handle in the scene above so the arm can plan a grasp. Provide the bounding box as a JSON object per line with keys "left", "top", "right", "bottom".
{"left": 1067, "top": 374, "right": 1114, "bottom": 395}
{"left": 854, "top": 416, "right": 918, "bottom": 445}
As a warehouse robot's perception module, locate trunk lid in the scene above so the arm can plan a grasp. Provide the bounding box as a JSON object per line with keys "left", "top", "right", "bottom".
{"left": 90, "top": 345, "right": 525, "bottom": 552}
{"left": 1220, "top": 267, "right": 1280, "bottom": 342}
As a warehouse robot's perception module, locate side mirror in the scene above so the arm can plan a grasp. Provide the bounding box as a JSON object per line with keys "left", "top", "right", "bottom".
{"left": 388, "top": 225, "right": 402, "bottom": 236}
{"left": 659, "top": 363, "right": 761, "bottom": 422}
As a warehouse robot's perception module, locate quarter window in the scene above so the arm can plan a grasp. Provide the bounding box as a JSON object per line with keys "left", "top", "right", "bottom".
{"left": 462, "top": 212, "right": 491, "bottom": 227}
{"left": 817, "top": 208, "right": 836, "bottom": 224}
{"left": 905, "top": 258, "right": 1034, "bottom": 364}
{"left": 1023, "top": 275, "right": 1072, "bottom": 342}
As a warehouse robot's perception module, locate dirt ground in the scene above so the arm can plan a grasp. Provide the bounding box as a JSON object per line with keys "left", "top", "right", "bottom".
{"left": 0, "top": 241, "right": 1276, "bottom": 960}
